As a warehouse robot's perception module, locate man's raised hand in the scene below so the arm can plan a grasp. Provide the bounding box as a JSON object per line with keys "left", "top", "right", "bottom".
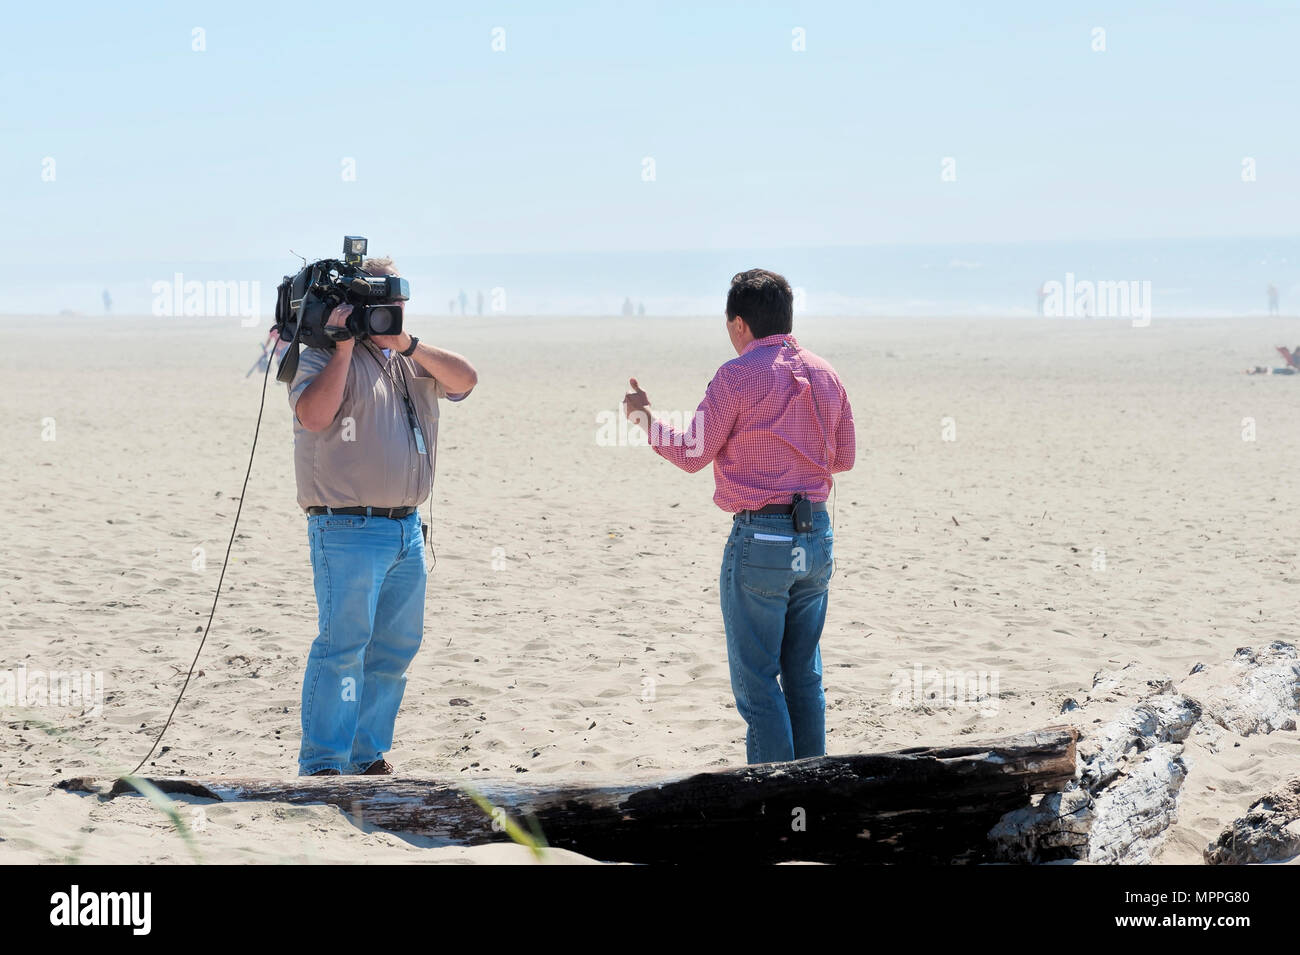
{"left": 326, "top": 303, "right": 353, "bottom": 328}
{"left": 325, "top": 303, "right": 356, "bottom": 348}
{"left": 623, "top": 378, "right": 652, "bottom": 429}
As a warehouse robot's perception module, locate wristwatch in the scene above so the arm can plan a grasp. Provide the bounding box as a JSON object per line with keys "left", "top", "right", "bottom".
{"left": 400, "top": 335, "right": 419, "bottom": 357}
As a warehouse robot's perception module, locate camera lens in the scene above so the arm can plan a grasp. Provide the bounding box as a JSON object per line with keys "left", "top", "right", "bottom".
{"left": 368, "top": 307, "right": 397, "bottom": 335}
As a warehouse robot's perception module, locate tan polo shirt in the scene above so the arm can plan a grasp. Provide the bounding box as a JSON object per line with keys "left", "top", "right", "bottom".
{"left": 286, "top": 342, "right": 468, "bottom": 511}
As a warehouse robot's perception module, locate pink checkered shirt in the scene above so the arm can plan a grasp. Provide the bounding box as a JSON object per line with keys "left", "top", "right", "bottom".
{"left": 647, "top": 334, "right": 856, "bottom": 512}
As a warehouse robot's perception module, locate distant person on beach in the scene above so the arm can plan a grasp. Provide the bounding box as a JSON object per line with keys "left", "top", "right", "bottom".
{"left": 102, "top": 289, "right": 112, "bottom": 315}
{"left": 266, "top": 326, "right": 289, "bottom": 359}
{"left": 476, "top": 290, "right": 484, "bottom": 316}
{"left": 458, "top": 289, "right": 468, "bottom": 315}
{"left": 623, "top": 268, "right": 856, "bottom": 764}
{"left": 247, "top": 326, "right": 290, "bottom": 378}
{"left": 1268, "top": 283, "right": 1279, "bottom": 315}
{"left": 622, "top": 297, "right": 634, "bottom": 317}
{"left": 285, "top": 255, "right": 478, "bottom": 776}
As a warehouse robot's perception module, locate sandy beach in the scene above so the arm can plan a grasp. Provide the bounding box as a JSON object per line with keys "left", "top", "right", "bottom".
{"left": 1, "top": 312, "right": 1298, "bottom": 864}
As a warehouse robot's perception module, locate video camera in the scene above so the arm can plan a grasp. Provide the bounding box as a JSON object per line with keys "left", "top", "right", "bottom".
{"left": 274, "top": 236, "right": 409, "bottom": 382}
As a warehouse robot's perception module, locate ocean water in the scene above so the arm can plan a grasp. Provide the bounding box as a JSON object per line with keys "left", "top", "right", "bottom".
{"left": 21, "top": 236, "right": 1300, "bottom": 320}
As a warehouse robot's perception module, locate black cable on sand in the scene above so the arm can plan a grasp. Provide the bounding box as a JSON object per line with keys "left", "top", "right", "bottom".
{"left": 130, "top": 345, "right": 276, "bottom": 776}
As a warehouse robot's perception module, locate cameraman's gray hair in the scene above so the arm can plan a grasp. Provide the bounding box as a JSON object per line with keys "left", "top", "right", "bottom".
{"left": 362, "top": 256, "right": 397, "bottom": 275}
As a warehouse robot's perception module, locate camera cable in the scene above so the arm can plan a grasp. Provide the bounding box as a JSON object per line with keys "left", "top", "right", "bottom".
{"left": 129, "top": 341, "right": 276, "bottom": 776}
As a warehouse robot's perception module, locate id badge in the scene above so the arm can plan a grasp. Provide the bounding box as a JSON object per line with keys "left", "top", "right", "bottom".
{"left": 413, "top": 425, "right": 427, "bottom": 455}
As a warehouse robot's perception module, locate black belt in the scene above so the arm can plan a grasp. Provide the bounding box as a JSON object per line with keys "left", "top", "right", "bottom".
{"left": 734, "top": 501, "right": 828, "bottom": 521}
{"left": 306, "top": 506, "right": 415, "bottom": 519}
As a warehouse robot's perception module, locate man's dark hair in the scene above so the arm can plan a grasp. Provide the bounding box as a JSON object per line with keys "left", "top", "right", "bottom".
{"left": 725, "top": 268, "right": 793, "bottom": 339}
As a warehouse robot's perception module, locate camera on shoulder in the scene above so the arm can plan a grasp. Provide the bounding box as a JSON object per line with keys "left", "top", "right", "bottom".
{"left": 274, "top": 236, "right": 408, "bottom": 381}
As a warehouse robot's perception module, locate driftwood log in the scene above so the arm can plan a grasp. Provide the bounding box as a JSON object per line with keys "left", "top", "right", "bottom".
{"left": 1205, "top": 777, "right": 1300, "bottom": 865}
{"left": 990, "top": 667, "right": 1200, "bottom": 864}
{"left": 87, "top": 727, "right": 1076, "bottom": 864}
{"left": 1182, "top": 641, "right": 1300, "bottom": 737}
{"left": 991, "top": 643, "right": 1300, "bottom": 864}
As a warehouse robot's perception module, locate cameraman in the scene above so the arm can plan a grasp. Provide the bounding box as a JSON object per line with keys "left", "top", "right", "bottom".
{"left": 286, "top": 257, "right": 477, "bottom": 777}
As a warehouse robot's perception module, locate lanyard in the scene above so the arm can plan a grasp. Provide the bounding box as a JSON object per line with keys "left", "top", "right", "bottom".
{"left": 363, "top": 343, "right": 428, "bottom": 457}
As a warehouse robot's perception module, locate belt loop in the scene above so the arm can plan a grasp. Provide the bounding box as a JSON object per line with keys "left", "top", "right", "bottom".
{"left": 325, "top": 506, "right": 334, "bottom": 515}
{"left": 365, "top": 506, "right": 373, "bottom": 518}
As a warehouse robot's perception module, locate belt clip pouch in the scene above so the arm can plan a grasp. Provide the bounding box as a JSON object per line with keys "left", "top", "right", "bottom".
{"left": 421, "top": 522, "right": 429, "bottom": 546}
{"left": 792, "top": 494, "right": 814, "bottom": 533}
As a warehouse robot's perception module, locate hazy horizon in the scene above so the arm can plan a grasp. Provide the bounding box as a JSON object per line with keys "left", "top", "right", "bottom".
{"left": 17, "top": 234, "right": 1300, "bottom": 320}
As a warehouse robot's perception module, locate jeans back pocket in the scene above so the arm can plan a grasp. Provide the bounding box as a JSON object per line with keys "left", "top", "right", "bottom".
{"left": 740, "top": 536, "right": 800, "bottom": 597}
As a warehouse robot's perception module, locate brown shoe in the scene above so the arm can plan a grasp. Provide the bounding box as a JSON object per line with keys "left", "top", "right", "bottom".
{"left": 361, "top": 759, "right": 394, "bottom": 776}
{"left": 310, "top": 768, "right": 341, "bottom": 777}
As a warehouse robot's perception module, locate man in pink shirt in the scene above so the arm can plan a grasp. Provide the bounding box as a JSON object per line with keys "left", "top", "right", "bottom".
{"left": 624, "top": 269, "right": 856, "bottom": 763}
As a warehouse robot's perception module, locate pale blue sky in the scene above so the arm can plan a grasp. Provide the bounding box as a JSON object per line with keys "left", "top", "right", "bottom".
{"left": 3, "top": 1, "right": 1297, "bottom": 313}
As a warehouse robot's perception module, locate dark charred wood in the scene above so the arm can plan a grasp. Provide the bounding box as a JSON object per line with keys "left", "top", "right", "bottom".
{"left": 83, "top": 726, "right": 1076, "bottom": 864}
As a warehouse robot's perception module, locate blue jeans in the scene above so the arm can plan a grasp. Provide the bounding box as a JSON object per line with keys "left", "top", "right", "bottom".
{"left": 719, "top": 510, "right": 834, "bottom": 764}
{"left": 299, "top": 511, "right": 426, "bottom": 775}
